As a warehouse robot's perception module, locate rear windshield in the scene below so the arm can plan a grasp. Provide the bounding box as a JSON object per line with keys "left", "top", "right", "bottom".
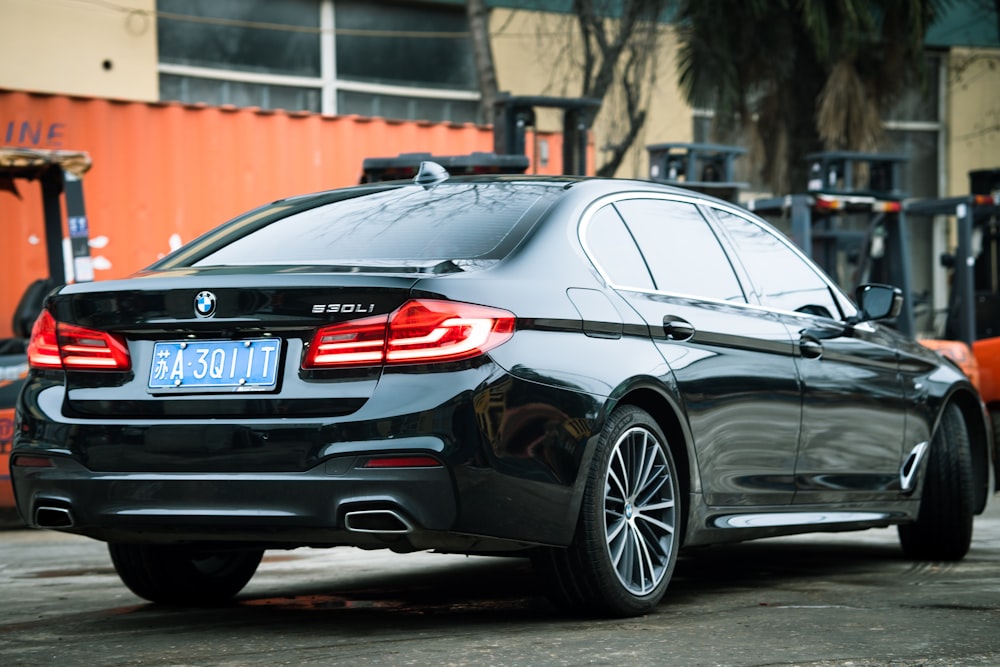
{"left": 189, "top": 182, "right": 560, "bottom": 267}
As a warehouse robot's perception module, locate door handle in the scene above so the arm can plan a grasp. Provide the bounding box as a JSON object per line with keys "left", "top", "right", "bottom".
{"left": 799, "top": 335, "right": 824, "bottom": 359}
{"left": 662, "top": 316, "right": 695, "bottom": 341}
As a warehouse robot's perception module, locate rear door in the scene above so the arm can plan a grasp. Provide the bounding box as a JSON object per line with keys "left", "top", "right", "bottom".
{"left": 583, "top": 195, "right": 801, "bottom": 507}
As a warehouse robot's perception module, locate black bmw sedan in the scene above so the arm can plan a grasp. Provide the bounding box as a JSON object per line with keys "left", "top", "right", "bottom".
{"left": 11, "top": 165, "right": 998, "bottom": 617}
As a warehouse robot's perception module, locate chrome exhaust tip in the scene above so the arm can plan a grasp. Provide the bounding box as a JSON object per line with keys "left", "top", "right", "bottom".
{"left": 344, "top": 509, "right": 413, "bottom": 534}
{"left": 34, "top": 506, "right": 75, "bottom": 528}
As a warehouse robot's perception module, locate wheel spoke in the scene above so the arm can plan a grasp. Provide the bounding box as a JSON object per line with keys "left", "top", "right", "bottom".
{"left": 606, "top": 512, "right": 627, "bottom": 543}
{"left": 606, "top": 465, "right": 627, "bottom": 504}
{"left": 635, "top": 441, "right": 657, "bottom": 495}
{"left": 611, "top": 446, "right": 630, "bottom": 495}
{"left": 638, "top": 498, "right": 674, "bottom": 513}
{"left": 637, "top": 464, "right": 668, "bottom": 504}
{"left": 608, "top": 524, "right": 628, "bottom": 573}
{"left": 634, "top": 523, "right": 659, "bottom": 592}
{"left": 636, "top": 513, "right": 675, "bottom": 536}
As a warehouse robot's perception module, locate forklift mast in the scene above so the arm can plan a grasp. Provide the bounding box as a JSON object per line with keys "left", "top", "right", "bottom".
{"left": 1, "top": 147, "right": 95, "bottom": 522}
{"left": 1, "top": 147, "right": 95, "bottom": 294}
{"left": 746, "top": 151, "right": 915, "bottom": 335}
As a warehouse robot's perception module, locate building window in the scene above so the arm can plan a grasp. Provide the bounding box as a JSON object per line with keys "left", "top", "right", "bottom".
{"left": 692, "top": 54, "right": 945, "bottom": 199}
{"left": 882, "top": 54, "right": 945, "bottom": 199}
{"left": 156, "top": 0, "right": 481, "bottom": 122}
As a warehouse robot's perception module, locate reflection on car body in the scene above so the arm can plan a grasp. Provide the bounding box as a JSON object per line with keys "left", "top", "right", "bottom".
{"left": 11, "top": 166, "right": 997, "bottom": 618}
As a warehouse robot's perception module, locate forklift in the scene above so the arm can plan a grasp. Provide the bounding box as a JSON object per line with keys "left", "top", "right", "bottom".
{"left": 896, "top": 169, "right": 1000, "bottom": 445}
{"left": 0, "top": 147, "right": 95, "bottom": 524}
{"left": 747, "top": 152, "right": 999, "bottom": 445}
{"left": 360, "top": 95, "right": 602, "bottom": 181}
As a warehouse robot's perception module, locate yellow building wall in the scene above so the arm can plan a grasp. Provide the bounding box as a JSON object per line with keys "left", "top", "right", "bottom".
{"left": 946, "top": 47, "right": 1000, "bottom": 195}
{"left": 1, "top": 0, "right": 994, "bottom": 189}
{"left": 0, "top": 0, "right": 158, "bottom": 102}
{"left": 489, "top": 7, "right": 693, "bottom": 179}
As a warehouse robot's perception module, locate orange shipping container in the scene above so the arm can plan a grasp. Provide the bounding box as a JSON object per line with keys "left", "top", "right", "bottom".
{"left": 0, "top": 89, "right": 573, "bottom": 338}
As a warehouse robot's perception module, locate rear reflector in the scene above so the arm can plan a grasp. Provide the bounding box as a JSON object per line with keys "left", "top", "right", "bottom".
{"left": 361, "top": 455, "right": 443, "bottom": 469}
{"left": 303, "top": 299, "right": 515, "bottom": 368}
{"left": 27, "top": 310, "right": 132, "bottom": 371}
{"left": 11, "top": 455, "right": 55, "bottom": 468}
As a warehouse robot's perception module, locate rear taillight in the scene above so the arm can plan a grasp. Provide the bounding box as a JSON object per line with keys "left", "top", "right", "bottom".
{"left": 303, "top": 299, "right": 515, "bottom": 369}
{"left": 25, "top": 310, "right": 61, "bottom": 368}
{"left": 385, "top": 300, "right": 515, "bottom": 363}
{"left": 303, "top": 314, "right": 389, "bottom": 368}
{"left": 27, "top": 310, "right": 132, "bottom": 371}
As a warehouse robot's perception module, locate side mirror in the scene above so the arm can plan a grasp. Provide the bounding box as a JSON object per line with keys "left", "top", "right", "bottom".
{"left": 852, "top": 283, "right": 903, "bottom": 323}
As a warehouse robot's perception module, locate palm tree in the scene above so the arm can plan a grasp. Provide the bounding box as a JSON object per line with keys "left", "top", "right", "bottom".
{"left": 675, "top": 0, "right": 947, "bottom": 194}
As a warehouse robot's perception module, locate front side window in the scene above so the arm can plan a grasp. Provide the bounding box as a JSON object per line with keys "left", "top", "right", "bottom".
{"left": 713, "top": 210, "right": 843, "bottom": 318}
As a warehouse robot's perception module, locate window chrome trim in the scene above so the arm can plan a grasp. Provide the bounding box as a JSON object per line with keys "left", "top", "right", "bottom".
{"left": 578, "top": 190, "right": 860, "bottom": 323}
{"left": 335, "top": 79, "right": 481, "bottom": 101}
{"left": 158, "top": 65, "right": 481, "bottom": 108}
{"left": 321, "top": 0, "right": 336, "bottom": 113}
{"left": 159, "top": 63, "right": 323, "bottom": 88}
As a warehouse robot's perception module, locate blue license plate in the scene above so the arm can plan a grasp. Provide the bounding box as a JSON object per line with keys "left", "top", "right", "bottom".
{"left": 148, "top": 339, "right": 281, "bottom": 392}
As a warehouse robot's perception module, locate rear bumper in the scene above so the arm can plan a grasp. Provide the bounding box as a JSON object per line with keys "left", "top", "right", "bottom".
{"left": 12, "top": 449, "right": 460, "bottom": 549}
{"left": 12, "top": 365, "right": 600, "bottom": 549}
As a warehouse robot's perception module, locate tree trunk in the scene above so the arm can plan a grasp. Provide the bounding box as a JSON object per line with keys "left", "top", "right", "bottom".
{"left": 466, "top": 0, "right": 499, "bottom": 126}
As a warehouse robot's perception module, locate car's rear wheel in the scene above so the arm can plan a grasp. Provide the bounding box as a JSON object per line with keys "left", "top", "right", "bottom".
{"left": 537, "top": 406, "right": 681, "bottom": 617}
{"left": 108, "top": 543, "right": 264, "bottom": 605}
{"left": 898, "top": 402, "right": 974, "bottom": 560}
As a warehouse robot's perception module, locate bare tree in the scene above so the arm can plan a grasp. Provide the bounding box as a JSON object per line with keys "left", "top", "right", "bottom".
{"left": 573, "top": 0, "right": 670, "bottom": 177}
{"left": 465, "top": 0, "right": 668, "bottom": 176}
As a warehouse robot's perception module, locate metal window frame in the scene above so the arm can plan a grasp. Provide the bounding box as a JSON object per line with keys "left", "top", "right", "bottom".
{"left": 156, "top": 0, "right": 481, "bottom": 116}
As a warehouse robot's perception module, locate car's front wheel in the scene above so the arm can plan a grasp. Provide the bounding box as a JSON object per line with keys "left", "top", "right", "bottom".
{"left": 108, "top": 543, "right": 264, "bottom": 605}
{"left": 537, "top": 405, "right": 682, "bottom": 617}
{"left": 898, "top": 402, "right": 974, "bottom": 561}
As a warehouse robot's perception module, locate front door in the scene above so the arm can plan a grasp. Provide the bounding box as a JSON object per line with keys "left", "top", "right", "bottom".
{"left": 709, "top": 208, "right": 907, "bottom": 504}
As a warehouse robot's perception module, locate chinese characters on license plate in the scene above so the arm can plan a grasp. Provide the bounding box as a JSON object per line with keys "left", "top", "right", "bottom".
{"left": 148, "top": 339, "right": 281, "bottom": 392}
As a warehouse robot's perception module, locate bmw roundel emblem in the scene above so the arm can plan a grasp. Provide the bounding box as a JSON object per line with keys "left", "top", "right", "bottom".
{"left": 194, "top": 290, "right": 217, "bottom": 318}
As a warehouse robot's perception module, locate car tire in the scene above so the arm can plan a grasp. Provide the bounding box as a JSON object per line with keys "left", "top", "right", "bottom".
{"left": 536, "top": 405, "right": 681, "bottom": 617}
{"left": 993, "top": 410, "right": 1000, "bottom": 469}
{"left": 108, "top": 543, "right": 264, "bottom": 605}
{"left": 898, "top": 402, "right": 974, "bottom": 561}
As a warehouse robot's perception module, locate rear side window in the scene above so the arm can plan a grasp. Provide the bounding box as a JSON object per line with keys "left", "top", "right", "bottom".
{"left": 191, "top": 183, "right": 559, "bottom": 266}
{"left": 615, "top": 198, "right": 746, "bottom": 303}
{"left": 584, "top": 205, "right": 655, "bottom": 290}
